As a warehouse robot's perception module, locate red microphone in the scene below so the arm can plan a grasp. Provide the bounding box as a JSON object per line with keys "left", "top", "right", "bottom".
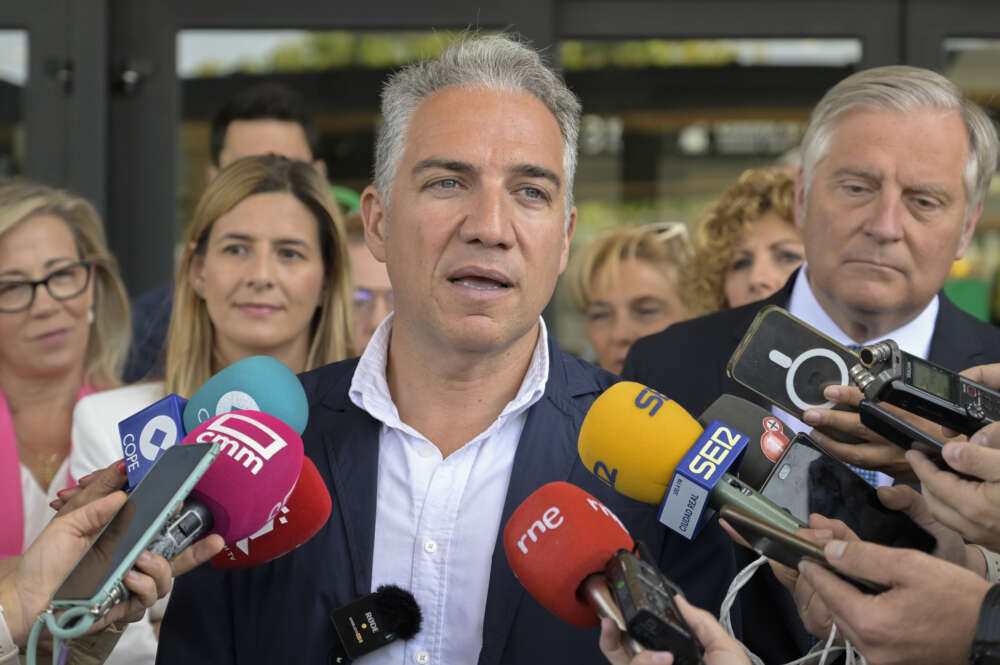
{"left": 502, "top": 481, "right": 633, "bottom": 628}
{"left": 211, "top": 457, "right": 332, "bottom": 569}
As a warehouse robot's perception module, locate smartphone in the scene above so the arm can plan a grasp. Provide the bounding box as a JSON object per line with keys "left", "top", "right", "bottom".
{"left": 49, "top": 442, "right": 218, "bottom": 618}
{"left": 727, "top": 306, "right": 862, "bottom": 442}
{"left": 758, "top": 434, "right": 935, "bottom": 552}
{"left": 719, "top": 505, "right": 887, "bottom": 594}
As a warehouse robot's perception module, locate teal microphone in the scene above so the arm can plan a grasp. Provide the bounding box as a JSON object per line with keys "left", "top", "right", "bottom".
{"left": 182, "top": 356, "right": 309, "bottom": 434}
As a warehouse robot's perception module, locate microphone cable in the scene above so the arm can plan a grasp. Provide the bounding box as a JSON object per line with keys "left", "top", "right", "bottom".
{"left": 718, "top": 554, "right": 867, "bottom": 665}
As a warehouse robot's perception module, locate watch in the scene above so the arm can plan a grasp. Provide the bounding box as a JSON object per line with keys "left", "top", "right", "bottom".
{"left": 972, "top": 585, "right": 1000, "bottom": 665}
{"left": 0, "top": 602, "right": 19, "bottom": 664}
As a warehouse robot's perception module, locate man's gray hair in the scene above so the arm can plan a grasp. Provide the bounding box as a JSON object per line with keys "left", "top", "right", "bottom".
{"left": 373, "top": 33, "right": 581, "bottom": 226}
{"left": 801, "top": 65, "right": 998, "bottom": 221}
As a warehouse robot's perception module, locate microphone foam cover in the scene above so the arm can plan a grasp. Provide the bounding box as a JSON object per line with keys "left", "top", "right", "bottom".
{"left": 503, "top": 481, "right": 633, "bottom": 628}
{"left": 183, "top": 355, "right": 308, "bottom": 435}
{"left": 211, "top": 456, "right": 332, "bottom": 569}
{"left": 578, "top": 381, "right": 703, "bottom": 504}
{"left": 698, "top": 394, "right": 795, "bottom": 490}
{"left": 182, "top": 410, "right": 303, "bottom": 543}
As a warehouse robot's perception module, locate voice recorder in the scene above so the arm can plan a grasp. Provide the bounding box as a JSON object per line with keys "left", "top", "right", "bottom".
{"left": 852, "top": 339, "right": 1000, "bottom": 437}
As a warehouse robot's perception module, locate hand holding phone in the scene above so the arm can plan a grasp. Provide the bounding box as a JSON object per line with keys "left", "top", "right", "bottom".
{"left": 719, "top": 505, "right": 887, "bottom": 594}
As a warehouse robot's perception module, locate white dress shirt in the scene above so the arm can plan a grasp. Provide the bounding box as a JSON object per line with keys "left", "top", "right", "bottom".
{"left": 782, "top": 265, "right": 939, "bottom": 485}
{"left": 348, "top": 314, "right": 550, "bottom": 665}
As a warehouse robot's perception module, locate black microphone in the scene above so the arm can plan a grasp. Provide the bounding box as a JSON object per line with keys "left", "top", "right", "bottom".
{"left": 697, "top": 394, "right": 796, "bottom": 490}
{"left": 329, "top": 585, "right": 423, "bottom": 664}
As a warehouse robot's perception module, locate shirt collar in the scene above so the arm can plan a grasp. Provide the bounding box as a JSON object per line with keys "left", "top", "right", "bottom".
{"left": 788, "top": 263, "right": 939, "bottom": 358}
{"left": 349, "top": 313, "right": 550, "bottom": 431}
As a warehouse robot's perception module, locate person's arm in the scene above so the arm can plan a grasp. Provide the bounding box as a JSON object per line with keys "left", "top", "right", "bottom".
{"left": 798, "top": 539, "right": 991, "bottom": 665}
{"left": 598, "top": 596, "right": 750, "bottom": 665}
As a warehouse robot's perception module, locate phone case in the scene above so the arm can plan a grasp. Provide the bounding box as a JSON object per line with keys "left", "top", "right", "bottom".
{"left": 728, "top": 306, "right": 863, "bottom": 443}
{"left": 719, "top": 505, "right": 886, "bottom": 594}
{"left": 49, "top": 442, "right": 219, "bottom": 613}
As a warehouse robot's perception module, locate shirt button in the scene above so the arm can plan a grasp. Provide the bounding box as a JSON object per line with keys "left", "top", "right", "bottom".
{"left": 423, "top": 539, "right": 438, "bottom": 554}
{"left": 415, "top": 650, "right": 430, "bottom": 664}
{"left": 418, "top": 446, "right": 435, "bottom": 458}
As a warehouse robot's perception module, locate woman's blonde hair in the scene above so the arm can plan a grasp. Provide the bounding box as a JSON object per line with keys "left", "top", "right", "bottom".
{"left": 164, "top": 155, "right": 353, "bottom": 396}
{"left": 565, "top": 222, "right": 693, "bottom": 313}
{"left": 0, "top": 181, "right": 130, "bottom": 389}
{"left": 687, "top": 167, "right": 796, "bottom": 314}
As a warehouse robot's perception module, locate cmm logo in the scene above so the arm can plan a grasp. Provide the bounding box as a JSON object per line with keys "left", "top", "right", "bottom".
{"left": 196, "top": 412, "right": 287, "bottom": 475}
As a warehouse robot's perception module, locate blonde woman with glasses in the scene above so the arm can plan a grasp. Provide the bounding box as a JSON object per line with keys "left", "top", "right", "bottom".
{"left": 0, "top": 181, "right": 166, "bottom": 663}
{"left": 565, "top": 222, "right": 693, "bottom": 375}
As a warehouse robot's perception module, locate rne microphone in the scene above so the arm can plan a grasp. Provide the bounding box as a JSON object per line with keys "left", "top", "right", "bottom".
{"left": 146, "top": 410, "right": 303, "bottom": 560}
{"left": 503, "top": 482, "right": 703, "bottom": 662}
{"left": 211, "top": 457, "right": 332, "bottom": 569}
{"left": 328, "top": 585, "right": 422, "bottom": 664}
{"left": 182, "top": 355, "right": 309, "bottom": 435}
{"left": 578, "top": 382, "right": 803, "bottom": 540}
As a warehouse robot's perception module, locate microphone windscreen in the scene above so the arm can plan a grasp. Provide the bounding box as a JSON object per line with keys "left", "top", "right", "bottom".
{"left": 182, "top": 410, "right": 303, "bottom": 543}
{"left": 578, "top": 381, "right": 703, "bottom": 504}
{"left": 183, "top": 356, "right": 308, "bottom": 435}
{"left": 210, "top": 457, "right": 332, "bottom": 568}
{"left": 503, "top": 481, "right": 633, "bottom": 628}
{"left": 698, "top": 394, "right": 795, "bottom": 490}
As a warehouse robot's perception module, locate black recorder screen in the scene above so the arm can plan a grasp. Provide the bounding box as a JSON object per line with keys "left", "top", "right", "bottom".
{"left": 910, "top": 358, "right": 952, "bottom": 401}
{"left": 52, "top": 443, "right": 213, "bottom": 602}
{"left": 760, "top": 437, "right": 935, "bottom": 552}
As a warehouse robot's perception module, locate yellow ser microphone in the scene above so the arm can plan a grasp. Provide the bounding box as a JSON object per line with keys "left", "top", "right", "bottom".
{"left": 578, "top": 382, "right": 803, "bottom": 539}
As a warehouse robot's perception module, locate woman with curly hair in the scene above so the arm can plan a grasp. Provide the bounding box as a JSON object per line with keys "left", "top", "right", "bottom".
{"left": 688, "top": 166, "right": 805, "bottom": 313}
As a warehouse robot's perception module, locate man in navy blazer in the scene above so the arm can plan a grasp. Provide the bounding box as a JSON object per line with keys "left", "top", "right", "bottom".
{"left": 624, "top": 65, "right": 1000, "bottom": 663}
{"left": 157, "top": 34, "right": 736, "bottom": 665}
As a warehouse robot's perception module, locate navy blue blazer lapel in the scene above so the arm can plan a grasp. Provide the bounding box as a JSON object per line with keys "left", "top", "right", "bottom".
{"left": 928, "top": 293, "right": 991, "bottom": 370}
{"left": 478, "top": 337, "right": 591, "bottom": 665}
{"left": 307, "top": 363, "right": 381, "bottom": 600}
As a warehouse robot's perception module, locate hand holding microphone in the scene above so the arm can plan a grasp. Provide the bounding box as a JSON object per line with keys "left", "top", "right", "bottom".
{"left": 503, "top": 481, "right": 704, "bottom": 663}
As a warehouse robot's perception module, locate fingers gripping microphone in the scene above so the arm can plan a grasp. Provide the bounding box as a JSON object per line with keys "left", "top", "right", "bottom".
{"left": 503, "top": 481, "right": 635, "bottom": 628}
{"left": 183, "top": 355, "right": 309, "bottom": 435}
{"left": 211, "top": 457, "right": 332, "bottom": 569}
{"left": 578, "top": 382, "right": 803, "bottom": 540}
{"left": 698, "top": 394, "right": 795, "bottom": 490}
{"left": 146, "top": 410, "right": 304, "bottom": 560}
{"left": 328, "top": 585, "right": 422, "bottom": 664}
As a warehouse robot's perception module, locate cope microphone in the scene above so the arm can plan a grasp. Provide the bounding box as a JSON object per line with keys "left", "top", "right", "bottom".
{"left": 578, "top": 382, "right": 804, "bottom": 540}
{"left": 183, "top": 355, "right": 309, "bottom": 435}
{"left": 503, "top": 482, "right": 703, "bottom": 662}
{"left": 698, "top": 394, "right": 795, "bottom": 490}
{"left": 328, "top": 585, "right": 422, "bottom": 664}
{"left": 211, "top": 457, "right": 332, "bottom": 569}
{"left": 146, "top": 410, "right": 303, "bottom": 561}
{"left": 118, "top": 393, "right": 188, "bottom": 489}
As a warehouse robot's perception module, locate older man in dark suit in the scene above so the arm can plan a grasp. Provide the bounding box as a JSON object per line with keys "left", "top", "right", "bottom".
{"left": 157, "top": 34, "right": 735, "bottom": 665}
{"left": 624, "top": 65, "right": 1000, "bottom": 662}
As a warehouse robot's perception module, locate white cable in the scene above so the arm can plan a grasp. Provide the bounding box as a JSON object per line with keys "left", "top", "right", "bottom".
{"left": 718, "top": 554, "right": 867, "bottom": 665}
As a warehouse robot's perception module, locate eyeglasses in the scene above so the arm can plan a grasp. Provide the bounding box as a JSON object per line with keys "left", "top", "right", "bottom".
{"left": 352, "top": 287, "right": 393, "bottom": 314}
{"left": 0, "top": 260, "right": 93, "bottom": 313}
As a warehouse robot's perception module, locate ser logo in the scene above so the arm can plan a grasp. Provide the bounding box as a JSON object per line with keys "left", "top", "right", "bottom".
{"left": 634, "top": 387, "right": 668, "bottom": 417}
{"left": 687, "top": 425, "right": 741, "bottom": 481}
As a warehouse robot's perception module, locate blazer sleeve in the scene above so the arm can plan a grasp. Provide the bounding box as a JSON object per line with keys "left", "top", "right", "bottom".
{"left": 69, "top": 396, "right": 123, "bottom": 479}
{"left": 155, "top": 562, "right": 237, "bottom": 665}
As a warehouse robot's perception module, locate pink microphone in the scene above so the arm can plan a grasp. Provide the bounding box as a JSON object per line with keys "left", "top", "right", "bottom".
{"left": 146, "top": 410, "right": 303, "bottom": 560}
